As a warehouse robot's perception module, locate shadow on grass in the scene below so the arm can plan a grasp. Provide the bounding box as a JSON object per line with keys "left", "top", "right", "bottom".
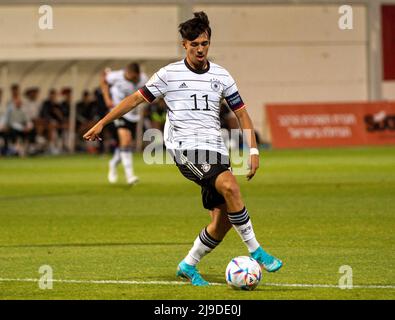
{"left": 152, "top": 275, "right": 307, "bottom": 292}
{"left": 0, "top": 184, "right": 140, "bottom": 201}
{"left": 0, "top": 242, "right": 191, "bottom": 248}
{"left": 202, "top": 275, "right": 308, "bottom": 292}
{"left": 0, "top": 192, "right": 90, "bottom": 201}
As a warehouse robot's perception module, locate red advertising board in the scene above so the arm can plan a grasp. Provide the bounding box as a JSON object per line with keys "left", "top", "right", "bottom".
{"left": 266, "top": 102, "right": 395, "bottom": 149}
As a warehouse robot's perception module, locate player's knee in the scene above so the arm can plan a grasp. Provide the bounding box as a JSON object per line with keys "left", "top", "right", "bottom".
{"left": 119, "top": 138, "right": 132, "bottom": 147}
{"left": 221, "top": 180, "right": 240, "bottom": 199}
{"left": 120, "top": 142, "right": 132, "bottom": 148}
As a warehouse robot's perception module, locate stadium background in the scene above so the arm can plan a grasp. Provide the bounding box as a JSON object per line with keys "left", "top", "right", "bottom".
{"left": 1, "top": 0, "right": 394, "bottom": 149}
{"left": 0, "top": 0, "right": 394, "bottom": 301}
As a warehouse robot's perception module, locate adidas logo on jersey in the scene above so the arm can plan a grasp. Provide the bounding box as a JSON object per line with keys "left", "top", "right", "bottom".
{"left": 179, "top": 82, "right": 188, "bottom": 88}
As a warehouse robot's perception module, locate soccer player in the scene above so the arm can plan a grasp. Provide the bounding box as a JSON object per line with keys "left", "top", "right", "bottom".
{"left": 101, "top": 62, "right": 148, "bottom": 185}
{"left": 84, "top": 12, "right": 282, "bottom": 286}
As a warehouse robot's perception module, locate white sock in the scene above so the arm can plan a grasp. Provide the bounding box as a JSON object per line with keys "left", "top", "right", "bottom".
{"left": 109, "top": 148, "right": 121, "bottom": 168}
{"left": 228, "top": 207, "right": 260, "bottom": 253}
{"left": 120, "top": 147, "right": 134, "bottom": 178}
{"left": 184, "top": 227, "right": 221, "bottom": 266}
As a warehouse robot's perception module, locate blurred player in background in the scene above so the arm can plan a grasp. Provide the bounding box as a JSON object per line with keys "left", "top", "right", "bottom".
{"left": 101, "top": 62, "right": 148, "bottom": 185}
{"left": 145, "top": 98, "right": 167, "bottom": 131}
{"left": 0, "top": 88, "right": 6, "bottom": 155}
{"left": 23, "top": 87, "right": 41, "bottom": 154}
{"left": 5, "top": 94, "right": 33, "bottom": 156}
{"left": 39, "top": 89, "right": 64, "bottom": 154}
{"left": 84, "top": 12, "right": 282, "bottom": 286}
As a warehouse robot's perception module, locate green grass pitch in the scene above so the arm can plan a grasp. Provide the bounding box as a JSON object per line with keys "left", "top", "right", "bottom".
{"left": 0, "top": 146, "right": 394, "bottom": 299}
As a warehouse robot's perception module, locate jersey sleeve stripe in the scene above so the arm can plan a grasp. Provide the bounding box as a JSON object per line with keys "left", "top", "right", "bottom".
{"left": 156, "top": 73, "right": 167, "bottom": 85}
{"left": 151, "top": 83, "right": 164, "bottom": 96}
{"left": 139, "top": 86, "right": 156, "bottom": 103}
{"left": 224, "top": 82, "right": 236, "bottom": 93}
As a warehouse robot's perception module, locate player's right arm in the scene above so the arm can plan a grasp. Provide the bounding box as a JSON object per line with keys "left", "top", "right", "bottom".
{"left": 100, "top": 70, "right": 114, "bottom": 109}
{"left": 83, "top": 91, "right": 146, "bottom": 141}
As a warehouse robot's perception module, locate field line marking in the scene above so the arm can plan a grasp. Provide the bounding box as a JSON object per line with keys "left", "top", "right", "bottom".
{"left": 265, "top": 283, "right": 395, "bottom": 289}
{"left": 0, "top": 278, "right": 394, "bottom": 289}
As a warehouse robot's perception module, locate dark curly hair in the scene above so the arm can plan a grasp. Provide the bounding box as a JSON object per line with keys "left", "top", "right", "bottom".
{"left": 126, "top": 62, "right": 140, "bottom": 74}
{"left": 178, "top": 11, "right": 211, "bottom": 41}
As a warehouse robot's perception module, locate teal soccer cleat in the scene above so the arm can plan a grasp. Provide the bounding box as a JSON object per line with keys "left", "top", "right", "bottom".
{"left": 176, "top": 260, "right": 209, "bottom": 286}
{"left": 251, "top": 247, "right": 283, "bottom": 273}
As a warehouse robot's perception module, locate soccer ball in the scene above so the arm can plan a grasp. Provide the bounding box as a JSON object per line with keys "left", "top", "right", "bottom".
{"left": 225, "top": 256, "right": 262, "bottom": 291}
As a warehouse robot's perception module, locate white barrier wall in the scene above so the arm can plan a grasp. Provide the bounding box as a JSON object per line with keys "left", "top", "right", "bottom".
{"left": 383, "top": 82, "right": 395, "bottom": 100}
{"left": 0, "top": 4, "right": 369, "bottom": 140}
{"left": 0, "top": 5, "right": 179, "bottom": 60}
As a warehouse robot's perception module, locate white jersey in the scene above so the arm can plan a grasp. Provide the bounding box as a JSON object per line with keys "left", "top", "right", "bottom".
{"left": 139, "top": 59, "right": 245, "bottom": 155}
{"left": 23, "top": 100, "right": 41, "bottom": 121}
{"left": 106, "top": 69, "right": 148, "bottom": 122}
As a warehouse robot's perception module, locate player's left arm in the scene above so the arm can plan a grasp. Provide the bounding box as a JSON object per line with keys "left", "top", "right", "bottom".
{"left": 234, "top": 107, "right": 259, "bottom": 181}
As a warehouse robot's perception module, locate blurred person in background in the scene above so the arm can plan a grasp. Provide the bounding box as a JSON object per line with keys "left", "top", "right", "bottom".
{"left": 146, "top": 97, "right": 167, "bottom": 131}
{"left": 100, "top": 62, "right": 148, "bottom": 185}
{"left": 76, "top": 90, "right": 97, "bottom": 151}
{"left": 23, "top": 87, "right": 41, "bottom": 154}
{"left": 59, "top": 87, "right": 72, "bottom": 151}
{"left": 60, "top": 87, "right": 72, "bottom": 123}
{"left": 2, "top": 84, "right": 27, "bottom": 155}
{"left": 0, "top": 88, "right": 8, "bottom": 155}
{"left": 5, "top": 96, "right": 33, "bottom": 157}
{"left": 92, "top": 87, "right": 117, "bottom": 154}
{"left": 23, "top": 87, "right": 41, "bottom": 123}
{"left": 6, "top": 84, "right": 21, "bottom": 109}
{"left": 39, "top": 89, "right": 64, "bottom": 154}
{"left": 142, "top": 97, "right": 167, "bottom": 149}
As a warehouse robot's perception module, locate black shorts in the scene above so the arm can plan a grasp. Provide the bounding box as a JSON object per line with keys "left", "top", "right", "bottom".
{"left": 174, "top": 149, "right": 230, "bottom": 210}
{"left": 114, "top": 117, "right": 137, "bottom": 136}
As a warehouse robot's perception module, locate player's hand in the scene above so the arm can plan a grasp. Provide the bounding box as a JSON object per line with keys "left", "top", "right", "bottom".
{"left": 83, "top": 123, "right": 103, "bottom": 141}
{"left": 246, "top": 154, "right": 259, "bottom": 181}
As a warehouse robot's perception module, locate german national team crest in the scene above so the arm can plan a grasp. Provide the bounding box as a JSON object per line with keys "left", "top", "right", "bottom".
{"left": 201, "top": 162, "right": 211, "bottom": 173}
{"left": 211, "top": 79, "right": 221, "bottom": 92}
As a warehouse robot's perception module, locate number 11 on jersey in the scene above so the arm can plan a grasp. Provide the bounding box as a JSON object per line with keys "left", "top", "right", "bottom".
{"left": 191, "top": 94, "right": 210, "bottom": 111}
